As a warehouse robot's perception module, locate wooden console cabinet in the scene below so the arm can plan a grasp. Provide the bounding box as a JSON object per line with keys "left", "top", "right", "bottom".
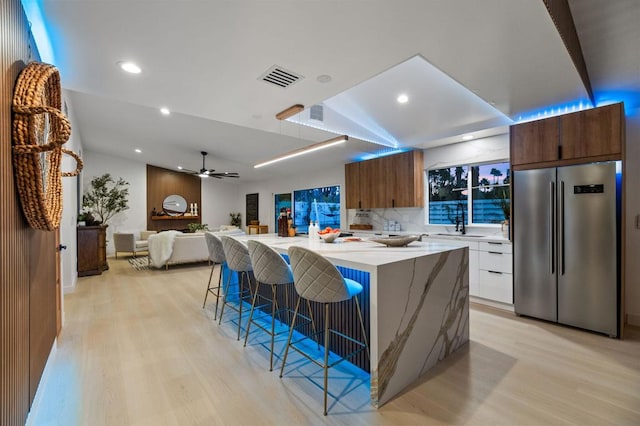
{"left": 77, "top": 225, "right": 108, "bottom": 276}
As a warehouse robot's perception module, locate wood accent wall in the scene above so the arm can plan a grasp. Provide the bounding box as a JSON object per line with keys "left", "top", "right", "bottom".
{"left": 1, "top": 1, "right": 58, "bottom": 424}
{"left": 146, "top": 165, "right": 202, "bottom": 232}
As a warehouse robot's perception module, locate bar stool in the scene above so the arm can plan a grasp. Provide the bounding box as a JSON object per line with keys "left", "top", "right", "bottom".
{"left": 202, "top": 232, "right": 225, "bottom": 320}
{"left": 244, "top": 240, "right": 317, "bottom": 371}
{"left": 280, "top": 246, "right": 369, "bottom": 415}
{"left": 219, "top": 236, "right": 254, "bottom": 340}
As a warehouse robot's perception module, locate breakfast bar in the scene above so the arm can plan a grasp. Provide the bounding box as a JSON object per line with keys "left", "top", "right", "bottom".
{"left": 234, "top": 234, "right": 470, "bottom": 407}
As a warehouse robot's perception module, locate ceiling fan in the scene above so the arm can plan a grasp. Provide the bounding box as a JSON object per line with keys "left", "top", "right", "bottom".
{"left": 182, "top": 151, "right": 239, "bottom": 179}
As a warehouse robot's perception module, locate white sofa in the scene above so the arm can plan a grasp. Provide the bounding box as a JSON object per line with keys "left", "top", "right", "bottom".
{"left": 149, "top": 229, "right": 245, "bottom": 269}
{"left": 165, "top": 234, "right": 210, "bottom": 268}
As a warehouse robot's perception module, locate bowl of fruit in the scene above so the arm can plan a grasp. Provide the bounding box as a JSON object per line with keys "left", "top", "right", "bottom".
{"left": 317, "top": 227, "right": 341, "bottom": 243}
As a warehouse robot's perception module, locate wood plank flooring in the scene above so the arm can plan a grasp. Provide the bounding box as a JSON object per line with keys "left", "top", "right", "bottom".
{"left": 29, "top": 258, "right": 640, "bottom": 425}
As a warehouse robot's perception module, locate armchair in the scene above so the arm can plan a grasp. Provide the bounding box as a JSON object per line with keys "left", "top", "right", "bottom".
{"left": 114, "top": 232, "right": 153, "bottom": 259}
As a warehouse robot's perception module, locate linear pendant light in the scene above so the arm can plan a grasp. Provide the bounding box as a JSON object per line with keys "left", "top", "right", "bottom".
{"left": 254, "top": 135, "right": 348, "bottom": 168}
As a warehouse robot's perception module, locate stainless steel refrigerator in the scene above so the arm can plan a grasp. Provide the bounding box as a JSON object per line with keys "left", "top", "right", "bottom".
{"left": 513, "top": 162, "right": 620, "bottom": 337}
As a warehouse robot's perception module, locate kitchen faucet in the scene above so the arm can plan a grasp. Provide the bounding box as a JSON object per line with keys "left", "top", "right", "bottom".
{"left": 455, "top": 203, "right": 466, "bottom": 235}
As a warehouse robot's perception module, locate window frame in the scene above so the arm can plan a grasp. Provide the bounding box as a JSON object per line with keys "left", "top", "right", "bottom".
{"left": 426, "top": 160, "right": 510, "bottom": 226}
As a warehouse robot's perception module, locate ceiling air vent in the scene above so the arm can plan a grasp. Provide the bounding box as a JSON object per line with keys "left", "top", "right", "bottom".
{"left": 259, "top": 65, "right": 304, "bottom": 88}
{"left": 310, "top": 104, "right": 324, "bottom": 121}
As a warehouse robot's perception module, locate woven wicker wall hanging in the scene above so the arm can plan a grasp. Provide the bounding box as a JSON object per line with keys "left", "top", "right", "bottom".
{"left": 12, "top": 62, "right": 83, "bottom": 231}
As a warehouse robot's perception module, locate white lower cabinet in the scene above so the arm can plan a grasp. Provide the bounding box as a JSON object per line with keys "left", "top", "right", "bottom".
{"left": 477, "top": 241, "right": 513, "bottom": 304}
{"left": 424, "top": 237, "right": 513, "bottom": 305}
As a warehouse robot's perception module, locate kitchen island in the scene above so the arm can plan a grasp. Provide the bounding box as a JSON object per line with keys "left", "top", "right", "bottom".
{"left": 234, "top": 235, "right": 469, "bottom": 407}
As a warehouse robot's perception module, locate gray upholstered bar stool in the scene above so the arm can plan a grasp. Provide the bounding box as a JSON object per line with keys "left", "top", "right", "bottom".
{"left": 280, "top": 246, "right": 369, "bottom": 416}
{"left": 219, "top": 235, "right": 254, "bottom": 340}
{"left": 244, "top": 240, "right": 317, "bottom": 371}
{"left": 202, "top": 232, "right": 226, "bottom": 320}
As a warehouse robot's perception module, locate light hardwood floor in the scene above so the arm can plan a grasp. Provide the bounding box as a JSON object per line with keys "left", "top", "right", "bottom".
{"left": 29, "top": 258, "right": 640, "bottom": 425}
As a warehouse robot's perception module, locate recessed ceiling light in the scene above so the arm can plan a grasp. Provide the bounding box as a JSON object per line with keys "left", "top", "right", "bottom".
{"left": 160, "top": 107, "right": 170, "bottom": 115}
{"left": 317, "top": 74, "right": 332, "bottom": 83}
{"left": 462, "top": 134, "right": 474, "bottom": 141}
{"left": 177, "top": 166, "right": 183, "bottom": 170}
{"left": 397, "top": 94, "right": 409, "bottom": 104}
{"left": 118, "top": 61, "right": 141, "bottom": 74}
{"left": 135, "top": 148, "right": 142, "bottom": 153}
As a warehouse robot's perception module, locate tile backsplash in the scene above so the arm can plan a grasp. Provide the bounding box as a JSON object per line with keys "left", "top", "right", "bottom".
{"left": 347, "top": 208, "right": 506, "bottom": 237}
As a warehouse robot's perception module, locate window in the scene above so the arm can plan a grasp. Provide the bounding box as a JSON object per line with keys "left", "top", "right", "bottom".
{"left": 293, "top": 185, "right": 341, "bottom": 233}
{"left": 428, "top": 162, "right": 510, "bottom": 225}
{"left": 428, "top": 166, "right": 469, "bottom": 225}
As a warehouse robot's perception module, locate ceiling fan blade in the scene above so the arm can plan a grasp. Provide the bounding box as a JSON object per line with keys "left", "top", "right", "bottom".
{"left": 180, "top": 168, "right": 198, "bottom": 174}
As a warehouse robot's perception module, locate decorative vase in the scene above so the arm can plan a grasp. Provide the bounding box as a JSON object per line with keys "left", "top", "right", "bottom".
{"left": 501, "top": 219, "right": 510, "bottom": 239}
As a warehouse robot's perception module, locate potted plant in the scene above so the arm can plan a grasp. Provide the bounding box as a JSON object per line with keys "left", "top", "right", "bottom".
{"left": 229, "top": 212, "right": 241, "bottom": 227}
{"left": 188, "top": 223, "right": 209, "bottom": 233}
{"left": 82, "top": 174, "right": 130, "bottom": 225}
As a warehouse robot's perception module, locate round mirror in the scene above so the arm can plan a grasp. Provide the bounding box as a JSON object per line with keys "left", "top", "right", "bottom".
{"left": 163, "top": 194, "right": 187, "bottom": 216}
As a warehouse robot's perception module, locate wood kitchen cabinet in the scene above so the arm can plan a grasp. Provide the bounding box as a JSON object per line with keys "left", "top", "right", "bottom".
{"left": 345, "top": 150, "right": 424, "bottom": 209}
{"left": 510, "top": 102, "right": 624, "bottom": 170}
{"left": 510, "top": 116, "right": 559, "bottom": 166}
{"left": 390, "top": 150, "right": 424, "bottom": 207}
{"left": 77, "top": 225, "right": 108, "bottom": 277}
{"left": 560, "top": 102, "right": 623, "bottom": 160}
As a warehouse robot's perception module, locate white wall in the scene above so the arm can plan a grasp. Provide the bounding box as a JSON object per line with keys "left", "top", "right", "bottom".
{"left": 201, "top": 179, "right": 244, "bottom": 230}
{"left": 60, "top": 91, "right": 83, "bottom": 295}
{"left": 624, "top": 107, "right": 640, "bottom": 326}
{"left": 82, "top": 151, "right": 147, "bottom": 255}
{"left": 422, "top": 134, "right": 510, "bottom": 170}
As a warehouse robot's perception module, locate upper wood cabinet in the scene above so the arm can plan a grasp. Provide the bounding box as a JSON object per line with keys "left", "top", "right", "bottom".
{"left": 345, "top": 150, "right": 424, "bottom": 209}
{"left": 345, "top": 161, "right": 362, "bottom": 209}
{"left": 510, "top": 102, "right": 624, "bottom": 169}
{"left": 510, "top": 116, "right": 559, "bottom": 166}
{"left": 560, "top": 103, "right": 623, "bottom": 160}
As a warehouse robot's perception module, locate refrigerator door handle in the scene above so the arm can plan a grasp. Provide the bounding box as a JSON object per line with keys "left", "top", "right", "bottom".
{"left": 560, "top": 181, "right": 565, "bottom": 276}
{"left": 550, "top": 181, "right": 555, "bottom": 274}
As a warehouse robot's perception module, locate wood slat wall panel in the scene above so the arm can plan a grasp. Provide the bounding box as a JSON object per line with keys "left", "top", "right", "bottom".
{"left": 147, "top": 165, "right": 202, "bottom": 231}
{"left": 1, "top": 1, "right": 32, "bottom": 423}
{"left": 1, "top": 1, "right": 57, "bottom": 424}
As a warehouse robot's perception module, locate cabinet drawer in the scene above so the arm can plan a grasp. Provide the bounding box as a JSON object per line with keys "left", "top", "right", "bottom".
{"left": 478, "top": 270, "right": 513, "bottom": 304}
{"left": 479, "top": 241, "right": 512, "bottom": 253}
{"left": 479, "top": 251, "right": 512, "bottom": 273}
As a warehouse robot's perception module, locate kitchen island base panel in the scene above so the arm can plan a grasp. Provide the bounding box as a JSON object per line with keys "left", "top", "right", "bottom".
{"left": 371, "top": 248, "right": 469, "bottom": 407}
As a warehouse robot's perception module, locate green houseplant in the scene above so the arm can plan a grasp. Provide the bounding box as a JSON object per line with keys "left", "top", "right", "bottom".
{"left": 188, "top": 223, "right": 209, "bottom": 233}
{"left": 82, "top": 174, "right": 130, "bottom": 224}
{"left": 229, "top": 212, "right": 241, "bottom": 227}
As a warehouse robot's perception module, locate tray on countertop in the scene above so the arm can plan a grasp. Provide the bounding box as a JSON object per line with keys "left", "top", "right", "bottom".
{"left": 370, "top": 235, "right": 420, "bottom": 247}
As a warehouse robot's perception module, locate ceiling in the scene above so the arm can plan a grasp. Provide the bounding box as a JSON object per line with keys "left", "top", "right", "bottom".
{"left": 34, "top": 0, "right": 639, "bottom": 182}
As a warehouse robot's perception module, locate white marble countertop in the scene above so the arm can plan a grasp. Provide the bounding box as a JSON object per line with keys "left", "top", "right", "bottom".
{"left": 234, "top": 234, "right": 464, "bottom": 272}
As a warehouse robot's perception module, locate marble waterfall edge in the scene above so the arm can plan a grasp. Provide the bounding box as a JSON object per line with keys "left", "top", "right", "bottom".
{"left": 371, "top": 248, "right": 469, "bottom": 406}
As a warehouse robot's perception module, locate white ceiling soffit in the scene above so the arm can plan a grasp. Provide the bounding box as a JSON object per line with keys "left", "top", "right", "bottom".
{"left": 288, "top": 56, "right": 513, "bottom": 149}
